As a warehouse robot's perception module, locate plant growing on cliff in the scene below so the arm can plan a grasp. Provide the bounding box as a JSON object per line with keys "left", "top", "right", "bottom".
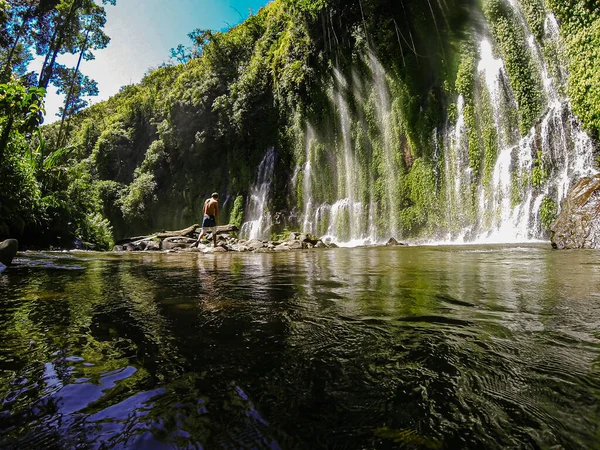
{"left": 546, "top": 0, "right": 600, "bottom": 138}
{"left": 230, "top": 195, "right": 244, "bottom": 228}
{"left": 483, "top": 0, "right": 544, "bottom": 134}
{"left": 539, "top": 196, "right": 557, "bottom": 231}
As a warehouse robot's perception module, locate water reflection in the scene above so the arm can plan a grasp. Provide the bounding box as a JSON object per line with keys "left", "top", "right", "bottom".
{"left": 0, "top": 245, "right": 599, "bottom": 448}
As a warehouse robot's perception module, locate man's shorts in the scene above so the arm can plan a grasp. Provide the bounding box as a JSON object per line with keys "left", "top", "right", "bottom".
{"left": 202, "top": 215, "right": 217, "bottom": 235}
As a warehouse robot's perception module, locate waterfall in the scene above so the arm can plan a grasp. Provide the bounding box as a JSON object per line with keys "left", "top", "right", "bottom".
{"left": 438, "top": 3, "right": 597, "bottom": 244}
{"left": 240, "top": 148, "right": 276, "bottom": 241}
{"left": 287, "top": 0, "right": 597, "bottom": 246}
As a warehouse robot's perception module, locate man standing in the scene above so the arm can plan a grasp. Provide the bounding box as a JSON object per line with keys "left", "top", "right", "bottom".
{"left": 196, "top": 192, "right": 219, "bottom": 247}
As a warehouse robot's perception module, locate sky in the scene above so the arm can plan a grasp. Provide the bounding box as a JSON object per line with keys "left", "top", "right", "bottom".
{"left": 40, "top": 0, "right": 270, "bottom": 123}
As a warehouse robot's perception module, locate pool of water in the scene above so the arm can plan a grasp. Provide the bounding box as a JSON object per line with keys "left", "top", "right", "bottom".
{"left": 0, "top": 245, "right": 599, "bottom": 449}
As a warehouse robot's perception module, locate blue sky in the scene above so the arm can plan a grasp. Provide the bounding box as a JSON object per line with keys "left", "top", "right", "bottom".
{"left": 41, "top": 0, "right": 270, "bottom": 123}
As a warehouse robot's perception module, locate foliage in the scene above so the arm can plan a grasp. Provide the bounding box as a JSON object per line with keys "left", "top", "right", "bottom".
{"left": 519, "top": 0, "right": 546, "bottom": 42}
{"left": 229, "top": 195, "right": 244, "bottom": 228}
{"left": 539, "top": 195, "right": 557, "bottom": 231}
{"left": 531, "top": 150, "right": 547, "bottom": 186}
{"left": 483, "top": 0, "right": 544, "bottom": 134}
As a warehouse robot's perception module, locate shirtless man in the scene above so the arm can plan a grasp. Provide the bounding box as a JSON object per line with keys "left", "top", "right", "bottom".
{"left": 196, "top": 192, "right": 219, "bottom": 247}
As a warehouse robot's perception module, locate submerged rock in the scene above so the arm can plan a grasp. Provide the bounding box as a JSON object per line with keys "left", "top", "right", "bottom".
{"left": 551, "top": 174, "right": 600, "bottom": 249}
{"left": 0, "top": 239, "right": 18, "bottom": 266}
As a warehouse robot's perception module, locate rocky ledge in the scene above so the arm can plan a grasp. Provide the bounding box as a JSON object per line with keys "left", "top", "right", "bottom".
{"left": 0, "top": 239, "right": 18, "bottom": 269}
{"left": 551, "top": 174, "right": 600, "bottom": 249}
{"left": 113, "top": 225, "right": 406, "bottom": 253}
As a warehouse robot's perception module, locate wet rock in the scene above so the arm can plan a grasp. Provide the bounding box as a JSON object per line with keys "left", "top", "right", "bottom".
{"left": 315, "top": 241, "right": 327, "bottom": 248}
{"left": 386, "top": 237, "right": 399, "bottom": 246}
{"left": 163, "top": 236, "right": 196, "bottom": 250}
{"left": 551, "top": 174, "right": 600, "bottom": 249}
{"left": 112, "top": 245, "right": 124, "bottom": 252}
{"left": 0, "top": 239, "right": 18, "bottom": 266}
{"left": 299, "top": 234, "right": 319, "bottom": 245}
{"left": 145, "top": 240, "right": 161, "bottom": 251}
{"left": 327, "top": 242, "right": 339, "bottom": 249}
{"left": 124, "top": 243, "right": 137, "bottom": 251}
{"left": 247, "top": 240, "right": 266, "bottom": 251}
{"left": 288, "top": 232, "right": 298, "bottom": 241}
{"left": 288, "top": 240, "right": 303, "bottom": 250}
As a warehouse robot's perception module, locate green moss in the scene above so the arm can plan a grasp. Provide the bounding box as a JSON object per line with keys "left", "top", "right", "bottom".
{"left": 539, "top": 196, "right": 557, "bottom": 230}
{"left": 455, "top": 41, "right": 483, "bottom": 176}
{"left": 531, "top": 150, "right": 548, "bottom": 186}
{"left": 510, "top": 168, "right": 527, "bottom": 208}
{"left": 399, "top": 158, "right": 438, "bottom": 234}
{"left": 518, "top": 0, "right": 546, "bottom": 42}
{"left": 230, "top": 195, "right": 244, "bottom": 228}
{"left": 483, "top": 0, "right": 545, "bottom": 134}
{"left": 549, "top": 9, "right": 600, "bottom": 137}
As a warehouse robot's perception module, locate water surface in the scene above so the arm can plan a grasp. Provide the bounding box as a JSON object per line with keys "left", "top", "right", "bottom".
{"left": 1, "top": 245, "right": 599, "bottom": 449}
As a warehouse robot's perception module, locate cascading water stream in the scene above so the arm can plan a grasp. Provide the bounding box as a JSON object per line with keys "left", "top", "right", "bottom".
{"left": 287, "top": 0, "right": 597, "bottom": 246}
{"left": 240, "top": 148, "right": 276, "bottom": 241}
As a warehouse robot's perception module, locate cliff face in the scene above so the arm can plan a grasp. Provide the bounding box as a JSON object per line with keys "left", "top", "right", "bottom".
{"left": 551, "top": 174, "right": 600, "bottom": 249}
{"left": 48, "top": 0, "right": 599, "bottom": 243}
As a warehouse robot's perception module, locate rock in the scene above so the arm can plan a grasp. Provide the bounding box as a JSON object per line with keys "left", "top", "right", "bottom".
{"left": 315, "top": 241, "right": 327, "bottom": 248}
{"left": 386, "top": 237, "right": 399, "bottom": 246}
{"left": 327, "top": 242, "right": 339, "bottom": 249}
{"left": 288, "top": 240, "right": 303, "bottom": 250}
{"left": 551, "top": 174, "right": 600, "bottom": 249}
{"left": 0, "top": 239, "right": 18, "bottom": 266}
{"left": 247, "top": 239, "right": 265, "bottom": 251}
{"left": 112, "top": 245, "right": 124, "bottom": 252}
{"left": 145, "top": 240, "right": 161, "bottom": 251}
{"left": 163, "top": 236, "right": 196, "bottom": 250}
{"left": 288, "top": 232, "right": 298, "bottom": 241}
{"left": 298, "top": 234, "right": 319, "bottom": 245}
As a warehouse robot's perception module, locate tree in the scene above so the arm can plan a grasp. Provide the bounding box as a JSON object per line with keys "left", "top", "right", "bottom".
{"left": 37, "top": 0, "right": 114, "bottom": 90}
{"left": 55, "top": 1, "right": 110, "bottom": 147}
{"left": 0, "top": 82, "right": 45, "bottom": 161}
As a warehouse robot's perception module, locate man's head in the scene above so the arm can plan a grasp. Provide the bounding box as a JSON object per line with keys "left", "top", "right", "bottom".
{"left": 211, "top": 192, "right": 219, "bottom": 200}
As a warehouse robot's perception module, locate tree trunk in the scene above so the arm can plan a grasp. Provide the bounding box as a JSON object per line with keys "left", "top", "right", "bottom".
{"left": 57, "top": 25, "right": 90, "bottom": 147}
{"left": 38, "top": 0, "right": 81, "bottom": 89}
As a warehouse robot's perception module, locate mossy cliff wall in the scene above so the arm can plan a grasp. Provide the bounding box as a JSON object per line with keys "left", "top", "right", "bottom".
{"left": 47, "top": 0, "right": 599, "bottom": 242}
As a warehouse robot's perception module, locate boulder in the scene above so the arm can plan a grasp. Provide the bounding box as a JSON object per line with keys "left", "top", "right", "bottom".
{"left": 0, "top": 239, "right": 18, "bottom": 266}
{"left": 299, "top": 233, "right": 319, "bottom": 245}
{"left": 386, "top": 237, "right": 399, "bottom": 246}
{"left": 163, "top": 236, "right": 196, "bottom": 250}
{"left": 145, "top": 240, "right": 161, "bottom": 251}
{"left": 288, "top": 232, "right": 298, "bottom": 241}
{"left": 288, "top": 240, "right": 303, "bottom": 250}
{"left": 247, "top": 240, "right": 266, "bottom": 251}
{"left": 551, "top": 174, "right": 600, "bottom": 249}
{"left": 327, "top": 242, "right": 339, "bottom": 249}
{"left": 315, "top": 241, "right": 327, "bottom": 248}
